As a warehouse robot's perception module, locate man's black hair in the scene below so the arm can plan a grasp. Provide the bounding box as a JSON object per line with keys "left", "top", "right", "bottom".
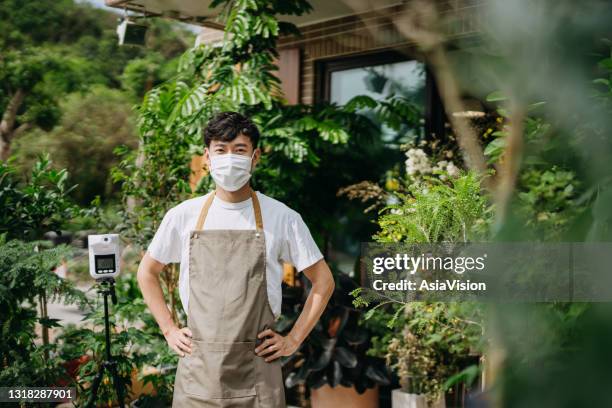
{"left": 203, "top": 111, "right": 260, "bottom": 148}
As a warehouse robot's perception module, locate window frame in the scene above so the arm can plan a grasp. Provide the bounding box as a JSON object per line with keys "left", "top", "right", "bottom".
{"left": 314, "top": 49, "right": 446, "bottom": 140}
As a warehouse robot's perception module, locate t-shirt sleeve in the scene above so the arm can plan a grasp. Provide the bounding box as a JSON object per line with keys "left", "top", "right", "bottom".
{"left": 280, "top": 210, "right": 324, "bottom": 272}
{"left": 146, "top": 207, "right": 181, "bottom": 265}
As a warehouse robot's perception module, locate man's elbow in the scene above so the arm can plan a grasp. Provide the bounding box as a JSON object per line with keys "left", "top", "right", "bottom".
{"left": 323, "top": 265, "right": 335, "bottom": 299}
{"left": 326, "top": 277, "right": 335, "bottom": 299}
{"left": 300, "top": 259, "right": 335, "bottom": 299}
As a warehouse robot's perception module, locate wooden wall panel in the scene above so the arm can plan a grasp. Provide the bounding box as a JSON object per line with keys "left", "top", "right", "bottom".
{"left": 276, "top": 48, "right": 301, "bottom": 105}
{"left": 278, "top": 1, "right": 486, "bottom": 105}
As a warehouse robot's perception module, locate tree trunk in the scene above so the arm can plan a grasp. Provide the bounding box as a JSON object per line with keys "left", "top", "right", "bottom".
{"left": 0, "top": 136, "right": 10, "bottom": 161}
{"left": 39, "top": 290, "right": 50, "bottom": 361}
{"left": 494, "top": 104, "right": 525, "bottom": 226}
{"left": 425, "top": 45, "right": 488, "bottom": 178}
{"left": 127, "top": 137, "right": 146, "bottom": 212}
{"left": 0, "top": 89, "right": 26, "bottom": 161}
{"left": 387, "top": 0, "right": 490, "bottom": 188}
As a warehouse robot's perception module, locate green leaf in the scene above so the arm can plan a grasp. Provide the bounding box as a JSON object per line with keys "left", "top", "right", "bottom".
{"left": 486, "top": 90, "right": 507, "bottom": 102}
{"left": 484, "top": 137, "right": 506, "bottom": 164}
{"left": 598, "top": 58, "right": 612, "bottom": 70}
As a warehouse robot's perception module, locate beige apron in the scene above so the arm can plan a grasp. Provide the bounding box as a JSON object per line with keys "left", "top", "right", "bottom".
{"left": 172, "top": 190, "right": 286, "bottom": 407}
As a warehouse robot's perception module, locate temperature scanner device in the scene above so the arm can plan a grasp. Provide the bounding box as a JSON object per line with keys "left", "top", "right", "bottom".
{"left": 88, "top": 234, "right": 121, "bottom": 280}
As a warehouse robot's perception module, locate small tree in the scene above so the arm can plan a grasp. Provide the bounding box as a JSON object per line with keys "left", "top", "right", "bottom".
{"left": 0, "top": 154, "right": 77, "bottom": 241}
{"left": 0, "top": 157, "right": 86, "bottom": 385}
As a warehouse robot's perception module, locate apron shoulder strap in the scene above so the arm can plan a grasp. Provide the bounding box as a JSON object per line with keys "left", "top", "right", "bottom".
{"left": 194, "top": 189, "right": 263, "bottom": 231}
{"left": 195, "top": 191, "right": 216, "bottom": 231}
{"left": 251, "top": 190, "right": 263, "bottom": 231}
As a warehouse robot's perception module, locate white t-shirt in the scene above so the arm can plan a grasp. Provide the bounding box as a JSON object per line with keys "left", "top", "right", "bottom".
{"left": 146, "top": 191, "right": 323, "bottom": 318}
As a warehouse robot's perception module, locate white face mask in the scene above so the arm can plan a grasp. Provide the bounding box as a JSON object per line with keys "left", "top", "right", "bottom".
{"left": 209, "top": 152, "right": 255, "bottom": 192}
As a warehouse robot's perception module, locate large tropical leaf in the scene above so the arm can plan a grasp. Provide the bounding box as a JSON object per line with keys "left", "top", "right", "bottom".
{"left": 335, "top": 346, "right": 358, "bottom": 368}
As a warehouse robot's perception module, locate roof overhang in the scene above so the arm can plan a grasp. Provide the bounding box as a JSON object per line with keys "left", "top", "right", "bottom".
{"left": 104, "top": 0, "right": 403, "bottom": 28}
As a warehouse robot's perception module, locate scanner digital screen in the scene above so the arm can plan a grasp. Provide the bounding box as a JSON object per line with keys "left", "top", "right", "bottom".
{"left": 95, "top": 254, "right": 115, "bottom": 273}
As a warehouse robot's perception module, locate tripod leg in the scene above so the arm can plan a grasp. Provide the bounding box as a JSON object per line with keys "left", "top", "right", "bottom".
{"left": 109, "top": 362, "right": 126, "bottom": 408}
{"left": 86, "top": 366, "right": 106, "bottom": 408}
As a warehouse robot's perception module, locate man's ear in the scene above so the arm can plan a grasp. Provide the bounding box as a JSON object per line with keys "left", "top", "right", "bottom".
{"left": 252, "top": 147, "right": 261, "bottom": 168}
{"left": 203, "top": 147, "right": 211, "bottom": 170}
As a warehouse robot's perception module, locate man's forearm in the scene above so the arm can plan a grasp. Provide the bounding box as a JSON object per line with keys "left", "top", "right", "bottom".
{"left": 287, "top": 264, "right": 335, "bottom": 344}
{"left": 137, "top": 262, "right": 175, "bottom": 335}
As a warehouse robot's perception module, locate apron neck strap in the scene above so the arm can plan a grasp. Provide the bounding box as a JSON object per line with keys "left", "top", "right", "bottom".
{"left": 195, "top": 189, "right": 263, "bottom": 231}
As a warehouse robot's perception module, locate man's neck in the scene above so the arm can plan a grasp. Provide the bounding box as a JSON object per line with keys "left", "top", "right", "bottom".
{"left": 215, "top": 184, "right": 252, "bottom": 203}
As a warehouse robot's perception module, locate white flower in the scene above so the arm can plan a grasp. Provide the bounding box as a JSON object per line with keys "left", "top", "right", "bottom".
{"left": 446, "top": 161, "right": 460, "bottom": 177}
{"left": 433, "top": 160, "right": 460, "bottom": 178}
{"left": 405, "top": 148, "right": 432, "bottom": 176}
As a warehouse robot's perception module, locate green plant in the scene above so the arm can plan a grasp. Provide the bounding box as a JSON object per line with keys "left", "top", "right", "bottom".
{"left": 1, "top": 0, "right": 195, "bottom": 161}
{"left": 0, "top": 235, "right": 87, "bottom": 386}
{"left": 374, "top": 172, "right": 491, "bottom": 244}
{"left": 481, "top": 93, "right": 588, "bottom": 241}
{"left": 55, "top": 272, "right": 178, "bottom": 406}
{"left": 478, "top": 32, "right": 612, "bottom": 407}
{"left": 57, "top": 323, "right": 137, "bottom": 407}
{"left": 0, "top": 155, "right": 86, "bottom": 389}
{"left": 516, "top": 167, "right": 581, "bottom": 239}
{"left": 360, "top": 306, "right": 398, "bottom": 360}
{"left": 351, "top": 294, "right": 484, "bottom": 403}
{"left": 348, "top": 155, "right": 491, "bottom": 402}
{"left": 13, "top": 86, "right": 138, "bottom": 205}
{"left": 112, "top": 86, "right": 194, "bottom": 245}
{"left": 385, "top": 303, "right": 482, "bottom": 404}
{"left": 0, "top": 154, "right": 77, "bottom": 241}
{"left": 279, "top": 273, "right": 391, "bottom": 394}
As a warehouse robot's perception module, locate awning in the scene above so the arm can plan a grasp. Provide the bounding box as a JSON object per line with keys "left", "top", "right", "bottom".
{"left": 104, "top": 0, "right": 402, "bottom": 28}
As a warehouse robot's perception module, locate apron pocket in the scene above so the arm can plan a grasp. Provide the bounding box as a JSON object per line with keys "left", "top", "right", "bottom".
{"left": 184, "top": 340, "right": 257, "bottom": 399}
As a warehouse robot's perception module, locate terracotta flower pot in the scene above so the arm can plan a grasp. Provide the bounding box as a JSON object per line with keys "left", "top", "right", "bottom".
{"left": 310, "top": 384, "right": 379, "bottom": 408}
{"left": 58, "top": 355, "right": 91, "bottom": 386}
{"left": 129, "top": 366, "right": 159, "bottom": 398}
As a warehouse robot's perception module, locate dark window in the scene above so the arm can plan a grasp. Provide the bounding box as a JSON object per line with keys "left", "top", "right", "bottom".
{"left": 315, "top": 50, "right": 446, "bottom": 142}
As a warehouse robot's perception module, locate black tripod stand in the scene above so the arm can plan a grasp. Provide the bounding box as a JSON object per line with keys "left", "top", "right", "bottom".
{"left": 86, "top": 278, "right": 125, "bottom": 408}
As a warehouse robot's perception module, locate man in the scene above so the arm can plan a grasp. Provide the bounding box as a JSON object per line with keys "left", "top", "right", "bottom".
{"left": 137, "top": 111, "right": 335, "bottom": 407}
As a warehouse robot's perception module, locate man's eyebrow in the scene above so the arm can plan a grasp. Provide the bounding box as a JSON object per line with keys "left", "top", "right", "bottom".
{"left": 233, "top": 142, "right": 249, "bottom": 147}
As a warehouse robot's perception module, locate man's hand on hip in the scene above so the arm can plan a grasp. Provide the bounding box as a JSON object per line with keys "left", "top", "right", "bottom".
{"left": 254, "top": 328, "right": 299, "bottom": 362}
{"left": 164, "top": 326, "right": 193, "bottom": 357}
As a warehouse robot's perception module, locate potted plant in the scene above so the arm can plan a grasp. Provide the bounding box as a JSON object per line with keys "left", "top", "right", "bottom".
{"left": 383, "top": 302, "right": 482, "bottom": 408}
{"left": 279, "top": 272, "right": 391, "bottom": 407}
